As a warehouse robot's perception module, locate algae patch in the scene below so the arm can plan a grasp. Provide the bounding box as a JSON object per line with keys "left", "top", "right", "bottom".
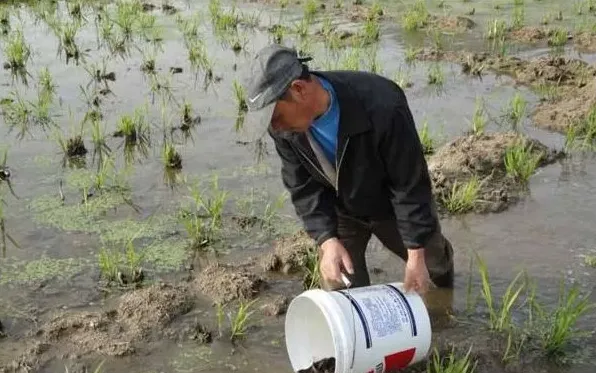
{"left": 0, "top": 255, "right": 91, "bottom": 285}
{"left": 142, "top": 238, "right": 192, "bottom": 272}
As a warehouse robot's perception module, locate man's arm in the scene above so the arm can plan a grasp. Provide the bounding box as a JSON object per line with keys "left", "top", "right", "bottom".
{"left": 270, "top": 132, "right": 338, "bottom": 246}
{"left": 378, "top": 99, "right": 438, "bottom": 250}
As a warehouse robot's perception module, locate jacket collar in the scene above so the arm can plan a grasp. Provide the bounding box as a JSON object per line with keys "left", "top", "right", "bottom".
{"left": 273, "top": 70, "right": 372, "bottom": 142}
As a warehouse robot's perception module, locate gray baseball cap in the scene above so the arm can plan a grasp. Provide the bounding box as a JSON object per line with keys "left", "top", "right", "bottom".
{"left": 243, "top": 44, "right": 312, "bottom": 128}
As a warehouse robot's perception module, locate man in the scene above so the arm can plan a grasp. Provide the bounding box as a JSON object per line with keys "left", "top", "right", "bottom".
{"left": 244, "top": 44, "right": 454, "bottom": 294}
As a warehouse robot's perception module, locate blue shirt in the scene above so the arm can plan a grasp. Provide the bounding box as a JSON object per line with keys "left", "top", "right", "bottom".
{"left": 309, "top": 77, "right": 339, "bottom": 166}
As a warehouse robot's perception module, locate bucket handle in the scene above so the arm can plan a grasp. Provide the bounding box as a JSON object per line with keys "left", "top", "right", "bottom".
{"left": 341, "top": 271, "right": 356, "bottom": 370}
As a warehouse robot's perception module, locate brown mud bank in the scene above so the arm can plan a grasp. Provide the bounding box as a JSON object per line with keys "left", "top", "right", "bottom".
{"left": 0, "top": 235, "right": 311, "bottom": 372}
{"left": 416, "top": 50, "right": 596, "bottom": 134}
{"left": 428, "top": 132, "right": 562, "bottom": 215}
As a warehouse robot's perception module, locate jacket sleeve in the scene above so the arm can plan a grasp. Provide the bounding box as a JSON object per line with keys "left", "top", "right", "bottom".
{"left": 379, "top": 100, "right": 439, "bottom": 249}
{"left": 270, "top": 132, "right": 338, "bottom": 246}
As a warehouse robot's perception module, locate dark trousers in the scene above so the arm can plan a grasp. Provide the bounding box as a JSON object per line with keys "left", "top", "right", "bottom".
{"left": 327, "top": 211, "right": 455, "bottom": 289}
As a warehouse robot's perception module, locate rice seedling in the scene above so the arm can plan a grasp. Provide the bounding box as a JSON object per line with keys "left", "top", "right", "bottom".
{"left": 114, "top": 106, "right": 146, "bottom": 140}
{"left": 178, "top": 176, "right": 228, "bottom": 249}
{"left": 210, "top": 0, "right": 240, "bottom": 35}
{"left": 360, "top": 17, "right": 380, "bottom": 44}
{"left": 228, "top": 299, "right": 258, "bottom": 342}
{"left": 584, "top": 255, "right": 596, "bottom": 267}
{"left": 303, "top": 0, "right": 319, "bottom": 22}
{"left": 405, "top": 47, "right": 421, "bottom": 64}
{"left": 504, "top": 140, "right": 543, "bottom": 184}
{"left": 533, "top": 83, "right": 561, "bottom": 103}
{"left": 548, "top": 27, "right": 568, "bottom": 46}
{"left": 38, "top": 67, "right": 56, "bottom": 100}
{"left": 511, "top": 5, "right": 525, "bottom": 30}
{"left": 233, "top": 79, "right": 248, "bottom": 113}
{"left": 53, "top": 19, "right": 83, "bottom": 65}
{"left": 427, "top": 63, "right": 444, "bottom": 85}
{"left": 429, "top": 29, "right": 444, "bottom": 52}
{"left": 176, "top": 12, "right": 201, "bottom": 42}
{"left": 402, "top": 0, "right": 430, "bottom": 31}
{"left": 140, "top": 52, "right": 156, "bottom": 75}
{"left": 393, "top": 67, "right": 413, "bottom": 88}
{"left": 419, "top": 121, "right": 435, "bottom": 155}
{"left": 471, "top": 97, "right": 486, "bottom": 135}
{"left": 427, "top": 346, "right": 477, "bottom": 373}
{"left": 564, "top": 104, "right": 596, "bottom": 151}
{"left": 537, "top": 281, "right": 594, "bottom": 359}
{"left": 302, "top": 246, "right": 321, "bottom": 290}
{"left": 89, "top": 117, "right": 112, "bottom": 169}
{"left": 162, "top": 141, "right": 182, "bottom": 170}
{"left": 54, "top": 112, "right": 88, "bottom": 168}
{"left": 98, "top": 238, "right": 144, "bottom": 286}
{"left": 486, "top": 19, "right": 507, "bottom": 40}
{"left": 507, "top": 92, "right": 527, "bottom": 131}
{"left": 476, "top": 253, "right": 527, "bottom": 332}
{"left": 440, "top": 176, "right": 480, "bottom": 214}
{"left": 3, "top": 28, "right": 32, "bottom": 84}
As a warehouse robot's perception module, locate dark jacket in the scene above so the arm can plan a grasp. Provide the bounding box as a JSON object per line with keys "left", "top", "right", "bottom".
{"left": 268, "top": 70, "right": 439, "bottom": 249}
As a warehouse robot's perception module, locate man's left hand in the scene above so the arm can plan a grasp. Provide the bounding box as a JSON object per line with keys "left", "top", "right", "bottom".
{"left": 404, "top": 248, "right": 431, "bottom": 294}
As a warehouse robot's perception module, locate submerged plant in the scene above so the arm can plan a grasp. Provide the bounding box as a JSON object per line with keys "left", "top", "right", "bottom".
{"left": 507, "top": 92, "right": 527, "bottom": 131}
{"left": 428, "top": 63, "right": 444, "bottom": 85}
{"left": 178, "top": 176, "right": 228, "bottom": 249}
{"left": 471, "top": 97, "right": 486, "bottom": 135}
{"left": 233, "top": 79, "right": 248, "bottom": 113}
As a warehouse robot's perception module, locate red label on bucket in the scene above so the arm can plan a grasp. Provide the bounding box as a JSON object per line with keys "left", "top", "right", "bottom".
{"left": 383, "top": 348, "right": 416, "bottom": 371}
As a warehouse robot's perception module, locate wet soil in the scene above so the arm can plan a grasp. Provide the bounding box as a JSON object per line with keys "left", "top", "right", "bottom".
{"left": 507, "top": 26, "right": 549, "bottom": 43}
{"left": 430, "top": 15, "right": 476, "bottom": 32}
{"left": 260, "top": 230, "right": 316, "bottom": 274}
{"left": 194, "top": 262, "right": 265, "bottom": 305}
{"left": 428, "top": 132, "right": 562, "bottom": 214}
{"left": 533, "top": 78, "right": 596, "bottom": 133}
{"left": 0, "top": 283, "right": 194, "bottom": 372}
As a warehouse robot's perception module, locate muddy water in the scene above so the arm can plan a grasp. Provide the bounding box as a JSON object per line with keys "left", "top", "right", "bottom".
{"left": 1, "top": 0, "right": 596, "bottom": 372}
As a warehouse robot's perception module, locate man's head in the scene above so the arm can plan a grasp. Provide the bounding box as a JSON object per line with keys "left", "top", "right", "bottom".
{"left": 244, "top": 44, "right": 328, "bottom": 133}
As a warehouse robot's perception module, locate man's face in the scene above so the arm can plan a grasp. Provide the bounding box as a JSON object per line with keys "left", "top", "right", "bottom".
{"left": 269, "top": 80, "right": 315, "bottom": 133}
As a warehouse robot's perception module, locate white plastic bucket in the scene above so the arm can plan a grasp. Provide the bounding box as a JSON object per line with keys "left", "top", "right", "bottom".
{"left": 284, "top": 282, "right": 432, "bottom": 373}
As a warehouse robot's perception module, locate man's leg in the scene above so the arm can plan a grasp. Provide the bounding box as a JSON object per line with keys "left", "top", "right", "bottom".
{"left": 322, "top": 212, "right": 372, "bottom": 290}
{"left": 370, "top": 219, "right": 454, "bottom": 288}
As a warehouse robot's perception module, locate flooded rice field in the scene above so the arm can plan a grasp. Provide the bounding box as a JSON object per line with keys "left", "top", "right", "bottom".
{"left": 0, "top": 0, "right": 596, "bottom": 372}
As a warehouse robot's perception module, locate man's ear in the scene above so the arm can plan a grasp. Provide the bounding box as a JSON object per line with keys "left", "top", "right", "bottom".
{"left": 289, "top": 79, "right": 307, "bottom": 100}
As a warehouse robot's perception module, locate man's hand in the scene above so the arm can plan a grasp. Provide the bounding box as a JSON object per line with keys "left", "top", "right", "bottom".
{"left": 320, "top": 237, "right": 354, "bottom": 288}
{"left": 404, "top": 248, "right": 431, "bottom": 294}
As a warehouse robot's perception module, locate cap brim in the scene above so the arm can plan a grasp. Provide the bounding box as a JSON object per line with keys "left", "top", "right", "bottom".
{"left": 240, "top": 101, "right": 276, "bottom": 139}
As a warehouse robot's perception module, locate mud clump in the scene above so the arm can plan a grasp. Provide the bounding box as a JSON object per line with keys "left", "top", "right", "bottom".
{"left": 27, "top": 283, "right": 193, "bottom": 362}
{"left": 533, "top": 78, "right": 596, "bottom": 133}
{"left": 260, "top": 230, "right": 317, "bottom": 274}
{"left": 574, "top": 32, "right": 596, "bottom": 52}
{"left": 430, "top": 15, "right": 476, "bottom": 31}
{"left": 507, "top": 26, "right": 548, "bottom": 43}
{"left": 428, "top": 132, "right": 561, "bottom": 214}
{"left": 194, "top": 263, "right": 264, "bottom": 304}
{"left": 116, "top": 283, "right": 194, "bottom": 338}
{"left": 261, "top": 295, "right": 289, "bottom": 316}
{"left": 297, "top": 358, "right": 335, "bottom": 373}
